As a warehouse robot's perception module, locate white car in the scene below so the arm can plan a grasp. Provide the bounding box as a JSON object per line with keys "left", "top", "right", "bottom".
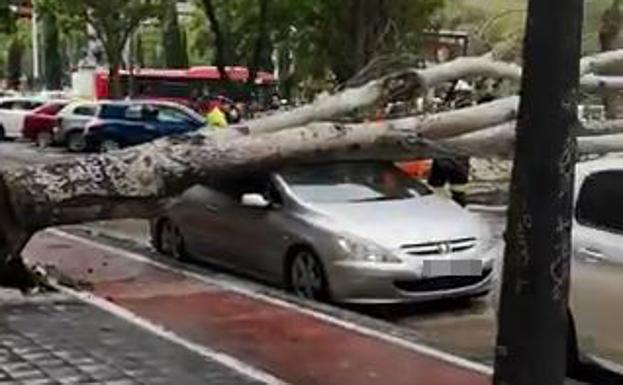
{"left": 574, "top": 159, "right": 623, "bottom": 264}
{"left": 0, "top": 97, "right": 46, "bottom": 139}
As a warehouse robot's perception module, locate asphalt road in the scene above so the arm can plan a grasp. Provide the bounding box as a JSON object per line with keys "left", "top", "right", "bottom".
{"left": 2, "top": 141, "right": 622, "bottom": 369}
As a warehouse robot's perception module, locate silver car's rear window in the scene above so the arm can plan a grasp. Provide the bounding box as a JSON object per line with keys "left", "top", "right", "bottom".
{"left": 280, "top": 162, "right": 432, "bottom": 204}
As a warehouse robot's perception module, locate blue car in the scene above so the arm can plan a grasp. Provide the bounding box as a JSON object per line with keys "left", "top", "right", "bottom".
{"left": 83, "top": 101, "right": 206, "bottom": 152}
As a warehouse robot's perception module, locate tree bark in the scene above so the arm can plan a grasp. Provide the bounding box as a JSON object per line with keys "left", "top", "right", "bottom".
{"left": 246, "top": 0, "right": 269, "bottom": 101}
{"left": 42, "top": 11, "right": 63, "bottom": 90}
{"left": 200, "top": 0, "right": 230, "bottom": 83}
{"left": 162, "top": 0, "right": 188, "bottom": 69}
{"left": 493, "top": 1, "right": 583, "bottom": 385}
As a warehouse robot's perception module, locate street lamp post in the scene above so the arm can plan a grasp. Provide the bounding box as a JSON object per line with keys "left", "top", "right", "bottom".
{"left": 31, "top": 2, "right": 40, "bottom": 85}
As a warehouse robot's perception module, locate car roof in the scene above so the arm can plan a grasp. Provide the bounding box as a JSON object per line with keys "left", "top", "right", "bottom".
{"left": 576, "top": 157, "right": 623, "bottom": 175}
{"left": 0, "top": 96, "right": 46, "bottom": 103}
{"left": 97, "top": 99, "right": 182, "bottom": 107}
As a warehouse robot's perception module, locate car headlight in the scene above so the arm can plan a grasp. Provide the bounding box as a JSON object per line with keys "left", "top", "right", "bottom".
{"left": 337, "top": 236, "right": 401, "bottom": 263}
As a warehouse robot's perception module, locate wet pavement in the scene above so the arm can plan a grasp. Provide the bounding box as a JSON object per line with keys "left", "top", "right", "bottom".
{"left": 0, "top": 291, "right": 262, "bottom": 385}
{"left": 386, "top": 210, "right": 623, "bottom": 369}
{"left": 22, "top": 229, "right": 490, "bottom": 385}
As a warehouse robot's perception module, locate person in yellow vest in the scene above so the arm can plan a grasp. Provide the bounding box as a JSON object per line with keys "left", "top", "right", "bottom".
{"left": 205, "top": 100, "right": 229, "bottom": 128}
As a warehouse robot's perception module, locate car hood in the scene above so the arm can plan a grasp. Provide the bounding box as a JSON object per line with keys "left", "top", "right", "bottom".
{"left": 305, "top": 195, "right": 486, "bottom": 249}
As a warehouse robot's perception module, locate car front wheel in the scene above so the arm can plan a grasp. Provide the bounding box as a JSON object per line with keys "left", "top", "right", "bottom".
{"left": 288, "top": 248, "right": 329, "bottom": 301}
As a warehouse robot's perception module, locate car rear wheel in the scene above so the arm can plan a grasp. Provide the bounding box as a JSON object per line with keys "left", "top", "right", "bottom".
{"left": 288, "top": 248, "right": 329, "bottom": 301}
{"left": 159, "top": 220, "right": 187, "bottom": 261}
{"left": 99, "top": 139, "right": 120, "bottom": 153}
{"left": 67, "top": 132, "right": 86, "bottom": 152}
{"left": 36, "top": 131, "right": 53, "bottom": 148}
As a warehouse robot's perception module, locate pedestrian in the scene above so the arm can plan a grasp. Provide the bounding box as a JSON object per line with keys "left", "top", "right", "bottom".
{"left": 427, "top": 80, "right": 475, "bottom": 206}
{"left": 205, "top": 98, "right": 229, "bottom": 128}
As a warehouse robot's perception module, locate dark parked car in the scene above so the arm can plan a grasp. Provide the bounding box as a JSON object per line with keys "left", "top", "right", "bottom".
{"left": 82, "top": 101, "right": 206, "bottom": 152}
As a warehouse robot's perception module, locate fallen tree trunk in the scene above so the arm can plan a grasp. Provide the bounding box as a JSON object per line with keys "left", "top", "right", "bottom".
{"left": 4, "top": 50, "right": 623, "bottom": 289}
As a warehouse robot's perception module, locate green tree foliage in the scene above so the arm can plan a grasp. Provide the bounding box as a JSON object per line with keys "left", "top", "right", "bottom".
{"left": 39, "top": 0, "right": 162, "bottom": 98}
{"left": 42, "top": 11, "right": 62, "bottom": 90}
{"left": 195, "top": 0, "right": 444, "bottom": 100}
{"left": 0, "top": 0, "right": 16, "bottom": 34}
{"left": 162, "top": 0, "right": 188, "bottom": 68}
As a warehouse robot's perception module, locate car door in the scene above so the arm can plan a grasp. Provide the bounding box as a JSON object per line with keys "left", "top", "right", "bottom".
{"left": 118, "top": 104, "right": 159, "bottom": 145}
{"left": 1, "top": 100, "right": 33, "bottom": 137}
{"left": 170, "top": 185, "right": 234, "bottom": 263}
{"left": 574, "top": 170, "right": 623, "bottom": 264}
{"left": 0, "top": 100, "right": 15, "bottom": 136}
{"left": 219, "top": 174, "right": 291, "bottom": 281}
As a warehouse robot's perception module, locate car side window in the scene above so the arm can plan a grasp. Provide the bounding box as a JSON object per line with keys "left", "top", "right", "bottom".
{"left": 576, "top": 170, "right": 623, "bottom": 233}
{"left": 0, "top": 101, "right": 14, "bottom": 110}
{"left": 125, "top": 105, "right": 143, "bottom": 120}
{"left": 74, "top": 106, "right": 96, "bottom": 116}
{"left": 15, "top": 101, "right": 42, "bottom": 110}
{"left": 156, "top": 106, "right": 193, "bottom": 124}
{"left": 218, "top": 175, "right": 282, "bottom": 205}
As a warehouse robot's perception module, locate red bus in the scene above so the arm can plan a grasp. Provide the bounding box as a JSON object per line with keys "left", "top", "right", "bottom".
{"left": 91, "top": 66, "right": 277, "bottom": 114}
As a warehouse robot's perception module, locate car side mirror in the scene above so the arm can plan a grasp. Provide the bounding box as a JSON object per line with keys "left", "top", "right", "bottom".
{"left": 241, "top": 193, "right": 271, "bottom": 209}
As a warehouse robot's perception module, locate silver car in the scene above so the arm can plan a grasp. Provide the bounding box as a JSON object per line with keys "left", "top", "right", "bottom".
{"left": 151, "top": 161, "right": 497, "bottom": 304}
{"left": 574, "top": 159, "right": 623, "bottom": 265}
{"left": 53, "top": 101, "right": 99, "bottom": 152}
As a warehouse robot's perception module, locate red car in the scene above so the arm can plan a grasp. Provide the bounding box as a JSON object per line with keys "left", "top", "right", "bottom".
{"left": 22, "top": 100, "right": 69, "bottom": 147}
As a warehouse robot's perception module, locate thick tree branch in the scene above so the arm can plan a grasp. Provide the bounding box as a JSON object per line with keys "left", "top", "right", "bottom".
{"left": 245, "top": 50, "right": 623, "bottom": 135}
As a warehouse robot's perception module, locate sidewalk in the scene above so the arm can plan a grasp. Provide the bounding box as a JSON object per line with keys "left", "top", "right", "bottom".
{"left": 0, "top": 291, "right": 262, "bottom": 384}
{"left": 19, "top": 228, "right": 491, "bottom": 385}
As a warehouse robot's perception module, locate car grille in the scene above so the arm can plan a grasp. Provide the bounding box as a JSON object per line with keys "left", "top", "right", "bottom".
{"left": 400, "top": 237, "right": 477, "bottom": 256}
{"left": 394, "top": 268, "right": 492, "bottom": 293}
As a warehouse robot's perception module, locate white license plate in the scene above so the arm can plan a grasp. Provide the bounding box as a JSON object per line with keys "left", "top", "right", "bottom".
{"left": 422, "top": 260, "right": 482, "bottom": 277}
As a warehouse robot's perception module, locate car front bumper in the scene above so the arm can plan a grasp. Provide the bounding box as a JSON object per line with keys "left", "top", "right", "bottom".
{"left": 327, "top": 250, "right": 497, "bottom": 304}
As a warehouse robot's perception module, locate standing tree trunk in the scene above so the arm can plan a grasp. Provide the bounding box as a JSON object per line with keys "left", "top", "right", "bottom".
{"left": 42, "top": 11, "right": 62, "bottom": 90}
{"left": 108, "top": 60, "right": 122, "bottom": 99}
{"left": 200, "top": 0, "right": 230, "bottom": 83}
{"left": 246, "top": 0, "right": 269, "bottom": 102}
{"left": 135, "top": 34, "right": 145, "bottom": 69}
{"left": 103, "top": 38, "right": 124, "bottom": 99}
{"left": 162, "top": 0, "right": 188, "bottom": 69}
{"left": 6, "top": 38, "right": 23, "bottom": 90}
{"left": 493, "top": 0, "right": 583, "bottom": 384}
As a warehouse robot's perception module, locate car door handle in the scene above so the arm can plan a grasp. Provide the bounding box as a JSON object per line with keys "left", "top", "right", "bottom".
{"left": 204, "top": 204, "right": 220, "bottom": 213}
{"left": 579, "top": 247, "right": 606, "bottom": 262}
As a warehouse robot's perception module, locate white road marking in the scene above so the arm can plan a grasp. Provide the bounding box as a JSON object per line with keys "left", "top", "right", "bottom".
{"left": 56, "top": 284, "right": 286, "bottom": 385}
{"left": 48, "top": 228, "right": 494, "bottom": 376}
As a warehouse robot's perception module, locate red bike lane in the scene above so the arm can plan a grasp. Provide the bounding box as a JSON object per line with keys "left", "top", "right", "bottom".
{"left": 24, "top": 229, "right": 491, "bottom": 385}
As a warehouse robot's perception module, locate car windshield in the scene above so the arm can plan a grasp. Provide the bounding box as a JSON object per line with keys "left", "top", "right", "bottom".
{"left": 280, "top": 162, "right": 432, "bottom": 203}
